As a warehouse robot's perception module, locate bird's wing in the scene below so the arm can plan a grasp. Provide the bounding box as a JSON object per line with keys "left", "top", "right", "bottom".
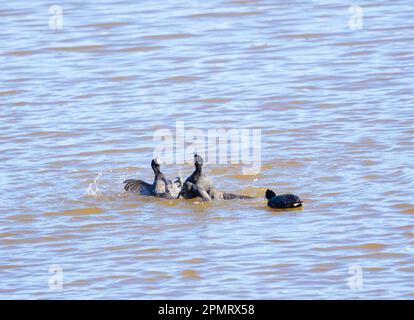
{"left": 285, "top": 194, "right": 303, "bottom": 207}
{"left": 123, "top": 179, "right": 154, "bottom": 195}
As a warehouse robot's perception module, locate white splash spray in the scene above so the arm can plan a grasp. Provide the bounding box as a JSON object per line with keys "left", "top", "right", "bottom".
{"left": 84, "top": 172, "right": 103, "bottom": 197}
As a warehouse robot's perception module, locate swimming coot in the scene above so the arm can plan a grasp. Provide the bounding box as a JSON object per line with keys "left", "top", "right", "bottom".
{"left": 265, "top": 189, "right": 303, "bottom": 209}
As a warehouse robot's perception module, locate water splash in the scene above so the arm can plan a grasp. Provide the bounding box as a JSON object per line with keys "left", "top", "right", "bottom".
{"left": 84, "top": 169, "right": 132, "bottom": 201}
{"left": 85, "top": 172, "right": 103, "bottom": 197}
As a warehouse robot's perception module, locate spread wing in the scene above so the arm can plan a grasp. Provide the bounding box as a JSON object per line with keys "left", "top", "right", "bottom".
{"left": 123, "top": 179, "right": 154, "bottom": 195}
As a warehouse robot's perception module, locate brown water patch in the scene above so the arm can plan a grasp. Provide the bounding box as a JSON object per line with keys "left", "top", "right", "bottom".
{"left": 105, "top": 244, "right": 136, "bottom": 251}
{"left": 181, "top": 258, "right": 205, "bottom": 264}
{"left": 398, "top": 141, "right": 413, "bottom": 146}
{"left": 143, "top": 271, "right": 172, "bottom": 282}
{"left": 21, "top": 130, "right": 67, "bottom": 137}
{"left": 79, "top": 222, "right": 118, "bottom": 230}
{"left": 310, "top": 263, "right": 337, "bottom": 273}
{"left": 118, "top": 46, "right": 163, "bottom": 53}
{"left": 203, "top": 58, "right": 230, "bottom": 64}
{"left": 110, "top": 76, "right": 135, "bottom": 81}
{"left": 270, "top": 160, "right": 304, "bottom": 168}
{"left": 347, "top": 50, "right": 376, "bottom": 56}
{"left": 258, "top": 163, "right": 276, "bottom": 171}
{"left": 192, "top": 98, "right": 233, "bottom": 104}
{"left": 187, "top": 11, "right": 260, "bottom": 18}
{"left": 294, "top": 85, "right": 320, "bottom": 91}
{"left": 68, "top": 279, "right": 91, "bottom": 287}
{"left": 390, "top": 51, "right": 412, "bottom": 57}
{"left": 269, "top": 239, "right": 290, "bottom": 244}
{"left": 397, "top": 224, "right": 414, "bottom": 230}
{"left": 362, "top": 174, "right": 383, "bottom": 181}
{"left": 0, "top": 232, "right": 18, "bottom": 238}
{"left": 0, "top": 235, "right": 73, "bottom": 245}
{"left": 316, "top": 243, "right": 386, "bottom": 251}
{"left": 75, "top": 147, "right": 150, "bottom": 157}
{"left": 161, "top": 76, "right": 202, "bottom": 83}
{"left": 251, "top": 270, "right": 284, "bottom": 276}
{"left": 392, "top": 204, "right": 414, "bottom": 210}
{"left": 0, "top": 238, "right": 27, "bottom": 245}
{"left": 398, "top": 267, "right": 414, "bottom": 273}
{"left": 45, "top": 207, "right": 104, "bottom": 216}
{"left": 208, "top": 166, "right": 232, "bottom": 175}
{"left": 280, "top": 33, "right": 327, "bottom": 40}
{"left": 226, "top": 0, "right": 260, "bottom": 4}
{"left": 403, "top": 232, "right": 414, "bottom": 237}
{"left": 361, "top": 160, "right": 379, "bottom": 166}
{"left": 318, "top": 103, "right": 336, "bottom": 109}
{"left": 401, "top": 208, "right": 414, "bottom": 214}
{"left": 336, "top": 38, "right": 409, "bottom": 47}
{"left": 0, "top": 90, "right": 18, "bottom": 96}
{"left": 140, "top": 248, "right": 162, "bottom": 253}
{"left": 319, "top": 176, "right": 342, "bottom": 182}
{"left": 323, "top": 192, "right": 343, "bottom": 197}
{"left": 229, "top": 173, "right": 261, "bottom": 181}
{"left": 0, "top": 265, "right": 19, "bottom": 270}
{"left": 48, "top": 45, "right": 105, "bottom": 52}
{"left": 7, "top": 214, "right": 37, "bottom": 222}
{"left": 81, "top": 22, "right": 128, "bottom": 29}
{"left": 5, "top": 50, "right": 35, "bottom": 56}
{"left": 234, "top": 187, "right": 261, "bottom": 197}
{"left": 365, "top": 267, "right": 386, "bottom": 272}
{"left": 41, "top": 235, "right": 77, "bottom": 242}
{"left": 121, "top": 203, "right": 140, "bottom": 209}
{"left": 340, "top": 252, "right": 407, "bottom": 259}
{"left": 143, "top": 33, "right": 195, "bottom": 40}
{"left": 181, "top": 269, "right": 201, "bottom": 279}
{"left": 14, "top": 101, "right": 29, "bottom": 106}
{"left": 5, "top": 78, "right": 27, "bottom": 83}
{"left": 75, "top": 94, "right": 97, "bottom": 99}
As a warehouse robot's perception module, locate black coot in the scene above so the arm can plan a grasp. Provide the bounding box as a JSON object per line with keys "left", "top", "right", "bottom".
{"left": 265, "top": 189, "right": 303, "bottom": 209}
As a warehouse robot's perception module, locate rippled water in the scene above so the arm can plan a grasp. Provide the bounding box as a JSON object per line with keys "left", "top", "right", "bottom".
{"left": 1, "top": 0, "right": 414, "bottom": 299}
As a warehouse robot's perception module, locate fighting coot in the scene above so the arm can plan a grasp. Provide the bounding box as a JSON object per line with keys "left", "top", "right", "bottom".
{"left": 124, "top": 158, "right": 181, "bottom": 199}
{"left": 180, "top": 154, "right": 253, "bottom": 201}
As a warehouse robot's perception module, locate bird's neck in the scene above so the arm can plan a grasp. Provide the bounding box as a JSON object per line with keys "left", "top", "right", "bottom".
{"left": 194, "top": 165, "right": 202, "bottom": 175}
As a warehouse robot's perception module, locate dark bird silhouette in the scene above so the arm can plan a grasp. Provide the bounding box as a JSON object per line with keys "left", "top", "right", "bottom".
{"left": 265, "top": 189, "right": 303, "bottom": 209}
{"left": 123, "top": 158, "right": 181, "bottom": 199}
{"left": 180, "top": 154, "right": 254, "bottom": 201}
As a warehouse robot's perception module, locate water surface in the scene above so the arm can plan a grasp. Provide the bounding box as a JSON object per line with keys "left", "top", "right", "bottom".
{"left": 1, "top": 0, "right": 414, "bottom": 299}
